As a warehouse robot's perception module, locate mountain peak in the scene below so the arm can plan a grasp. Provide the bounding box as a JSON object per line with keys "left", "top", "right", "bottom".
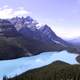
{"left": 39, "top": 24, "right": 57, "bottom": 40}
{"left": 39, "top": 24, "right": 51, "bottom": 31}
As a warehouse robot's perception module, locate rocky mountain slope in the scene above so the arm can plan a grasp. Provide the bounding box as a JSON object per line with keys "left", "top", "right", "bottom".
{"left": 0, "top": 16, "right": 79, "bottom": 60}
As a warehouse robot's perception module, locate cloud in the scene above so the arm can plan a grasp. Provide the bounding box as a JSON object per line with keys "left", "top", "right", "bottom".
{"left": 0, "top": 5, "right": 30, "bottom": 19}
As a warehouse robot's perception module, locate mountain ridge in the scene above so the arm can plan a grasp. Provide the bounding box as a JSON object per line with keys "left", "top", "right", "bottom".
{"left": 0, "top": 16, "right": 79, "bottom": 59}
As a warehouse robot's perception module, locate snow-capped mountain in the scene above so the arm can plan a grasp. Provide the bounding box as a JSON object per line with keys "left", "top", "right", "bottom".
{"left": 9, "top": 16, "right": 79, "bottom": 54}
{"left": 8, "top": 16, "right": 68, "bottom": 54}
{"left": 0, "top": 16, "right": 79, "bottom": 60}
{"left": 39, "top": 24, "right": 70, "bottom": 46}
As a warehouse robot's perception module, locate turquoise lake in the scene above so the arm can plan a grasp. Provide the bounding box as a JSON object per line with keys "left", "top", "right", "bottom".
{"left": 0, "top": 50, "right": 78, "bottom": 80}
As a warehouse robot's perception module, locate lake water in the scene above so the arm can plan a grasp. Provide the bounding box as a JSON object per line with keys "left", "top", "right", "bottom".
{"left": 0, "top": 50, "right": 78, "bottom": 80}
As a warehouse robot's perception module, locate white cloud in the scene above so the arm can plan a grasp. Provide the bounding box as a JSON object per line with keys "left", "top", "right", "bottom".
{"left": 13, "top": 9, "right": 28, "bottom": 17}
{"left": 0, "top": 5, "right": 30, "bottom": 19}
{"left": 3, "top": 5, "right": 9, "bottom": 9}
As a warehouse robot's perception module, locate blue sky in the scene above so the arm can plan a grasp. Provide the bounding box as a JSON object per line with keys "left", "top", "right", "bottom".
{"left": 0, "top": 0, "right": 80, "bottom": 39}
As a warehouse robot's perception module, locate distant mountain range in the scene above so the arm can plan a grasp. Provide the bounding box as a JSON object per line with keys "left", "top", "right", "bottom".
{"left": 8, "top": 60, "right": 80, "bottom": 80}
{"left": 0, "top": 16, "right": 79, "bottom": 60}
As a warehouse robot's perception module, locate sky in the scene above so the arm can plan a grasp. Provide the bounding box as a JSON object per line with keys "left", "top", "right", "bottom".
{"left": 0, "top": 0, "right": 80, "bottom": 39}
